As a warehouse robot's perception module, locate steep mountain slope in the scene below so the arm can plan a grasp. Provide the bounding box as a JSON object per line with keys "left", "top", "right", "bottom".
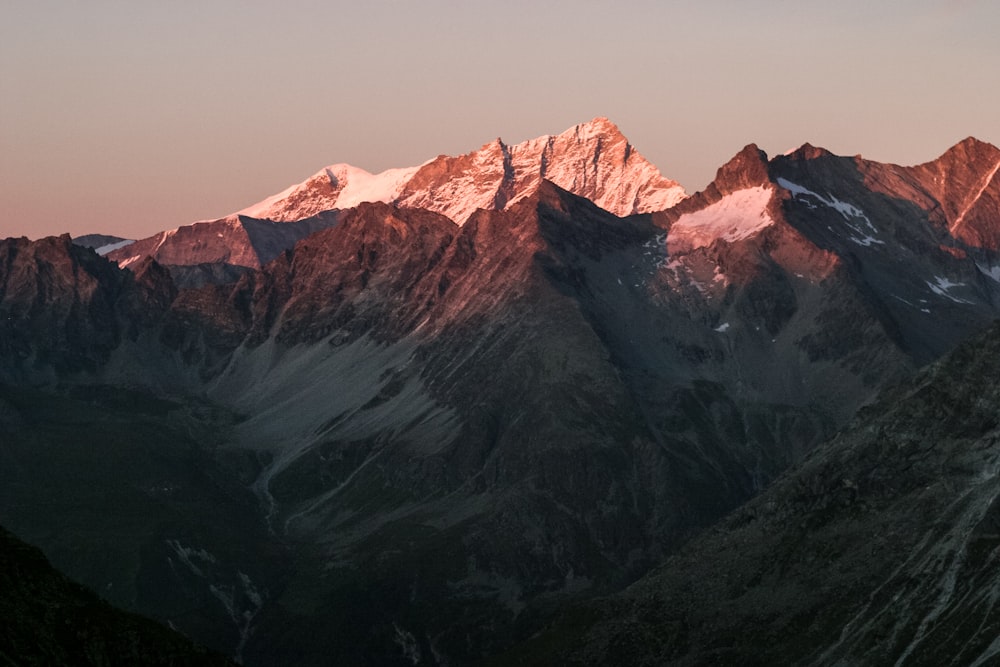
{"left": 105, "top": 119, "right": 684, "bottom": 281}
{"left": 393, "top": 117, "right": 686, "bottom": 223}
{"left": 0, "top": 234, "right": 175, "bottom": 380}
{"left": 767, "top": 142, "right": 1000, "bottom": 364}
{"left": 0, "top": 524, "right": 234, "bottom": 666}
{"left": 0, "top": 383, "right": 277, "bottom": 661}
{"left": 509, "top": 321, "right": 1000, "bottom": 666}
{"left": 5, "top": 132, "right": 1000, "bottom": 664}
{"left": 243, "top": 117, "right": 684, "bottom": 225}
{"left": 897, "top": 136, "right": 1000, "bottom": 249}
{"left": 105, "top": 212, "right": 340, "bottom": 283}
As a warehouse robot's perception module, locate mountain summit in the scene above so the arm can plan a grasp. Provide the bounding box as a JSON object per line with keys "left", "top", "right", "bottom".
{"left": 106, "top": 118, "right": 686, "bottom": 275}
{"left": 16, "top": 124, "right": 1000, "bottom": 665}
{"left": 239, "top": 117, "right": 687, "bottom": 224}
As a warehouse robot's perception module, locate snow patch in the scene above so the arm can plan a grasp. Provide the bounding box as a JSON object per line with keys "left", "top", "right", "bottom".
{"left": 926, "top": 276, "right": 974, "bottom": 304}
{"left": 333, "top": 165, "right": 420, "bottom": 210}
{"left": 668, "top": 187, "right": 775, "bottom": 251}
{"left": 976, "top": 262, "right": 1000, "bottom": 283}
{"left": 393, "top": 624, "right": 422, "bottom": 665}
{"left": 165, "top": 540, "right": 217, "bottom": 578}
{"left": 94, "top": 239, "right": 135, "bottom": 256}
{"left": 714, "top": 322, "right": 731, "bottom": 333}
{"left": 240, "top": 164, "right": 419, "bottom": 221}
{"left": 777, "top": 177, "right": 883, "bottom": 246}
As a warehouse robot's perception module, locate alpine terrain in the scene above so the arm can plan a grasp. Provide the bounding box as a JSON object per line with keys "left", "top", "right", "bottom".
{"left": 3, "top": 118, "right": 1000, "bottom": 665}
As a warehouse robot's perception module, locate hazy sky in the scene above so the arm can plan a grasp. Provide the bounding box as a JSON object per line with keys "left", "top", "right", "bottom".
{"left": 2, "top": 0, "right": 998, "bottom": 240}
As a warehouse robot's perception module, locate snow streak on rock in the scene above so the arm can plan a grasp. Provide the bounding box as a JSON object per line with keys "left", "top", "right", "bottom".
{"left": 778, "top": 177, "right": 883, "bottom": 247}
{"left": 667, "top": 186, "right": 775, "bottom": 252}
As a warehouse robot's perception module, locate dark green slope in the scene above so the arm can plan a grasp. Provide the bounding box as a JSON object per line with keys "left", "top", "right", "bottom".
{"left": 0, "top": 385, "right": 277, "bottom": 662}
{"left": 0, "top": 524, "right": 233, "bottom": 666}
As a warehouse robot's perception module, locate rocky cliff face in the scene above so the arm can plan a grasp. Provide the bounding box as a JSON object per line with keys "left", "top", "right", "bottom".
{"left": 0, "top": 234, "right": 175, "bottom": 379}
{"left": 513, "top": 321, "right": 1000, "bottom": 666}
{"left": 242, "top": 117, "right": 685, "bottom": 225}
{"left": 6, "top": 129, "right": 1000, "bottom": 665}
{"left": 104, "top": 212, "right": 339, "bottom": 281}
{"left": 107, "top": 119, "right": 685, "bottom": 282}
{"left": 394, "top": 117, "right": 686, "bottom": 223}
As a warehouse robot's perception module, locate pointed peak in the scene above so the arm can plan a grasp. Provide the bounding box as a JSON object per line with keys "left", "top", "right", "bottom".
{"left": 712, "top": 143, "right": 771, "bottom": 193}
{"left": 479, "top": 137, "right": 506, "bottom": 152}
{"left": 936, "top": 136, "right": 1000, "bottom": 164}
{"left": 564, "top": 116, "right": 627, "bottom": 142}
{"left": 534, "top": 178, "right": 576, "bottom": 208}
{"left": 581, "top": 116, "right": 619, "bottom": 131}
{"left": 955, "top": 136, "right": 994, "bottom": 150}
{"left": 784, "top": 143, "right": 835, "bottom": 161}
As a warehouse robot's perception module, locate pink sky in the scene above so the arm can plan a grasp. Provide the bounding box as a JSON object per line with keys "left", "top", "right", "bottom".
{"left": 2, "top": 0, "right": 998, "bottom": 240}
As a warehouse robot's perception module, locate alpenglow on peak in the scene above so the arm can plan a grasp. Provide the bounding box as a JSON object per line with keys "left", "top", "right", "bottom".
{"left": 238, "top": 117, "right": 687, "bottom": 225}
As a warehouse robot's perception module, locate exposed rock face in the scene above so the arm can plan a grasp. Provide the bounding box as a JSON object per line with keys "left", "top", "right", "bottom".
{"left": 108, "top": 119, "right": 685, "bottom": 283}
{"left": 395, "top": 117, "right": 687, "bottom": 223}
{"left": 243, "top": 117, "right": 685, "bottom": 225}
{"left": 105, "top": 212, "right": 340, "bottom": 280}
{"left": 6, "top": 131, "right": 1000, "bottom": 665}
{"left": 899, "top": 136, "right": 1000, "bottom": 249}
{"left": 0, "top": 234, "right": 173, "bottom": 378}
{"left": 512, "top": 322, "right": 1000, "bottom": 667}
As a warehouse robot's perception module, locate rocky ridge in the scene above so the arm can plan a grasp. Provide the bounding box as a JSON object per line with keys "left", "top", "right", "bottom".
{"left": 105, "top": 118, "right": 684, "bottom": 275}
{"left": 5, "top": 126, "right": 1000, "bottom": 664}
{"left": 508, "top": 321, "right": 1000, "bottom": 666}
{"left": 0, "top": 524, "right": 234, "bottom": 666}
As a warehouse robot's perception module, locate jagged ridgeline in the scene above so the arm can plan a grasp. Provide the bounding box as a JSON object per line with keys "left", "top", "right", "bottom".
{"left": 2, "top": 119, "right": 1000, "bottom": 664}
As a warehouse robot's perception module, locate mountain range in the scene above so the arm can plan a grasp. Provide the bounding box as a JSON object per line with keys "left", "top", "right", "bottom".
{"left": 3, "top": 118, "right": 1000, "bottom": 665}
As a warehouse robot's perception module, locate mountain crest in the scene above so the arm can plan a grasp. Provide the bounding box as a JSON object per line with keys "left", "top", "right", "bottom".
{"left": 712, "top": 143, "right": 771, "bottom": 194}
{"left": 785, "top": 142, "right": 835, "bottom": 161}
{"left": 902, "top": 136, "right": 1000, "bottom": 247}
{"left": 239, "top": 118, "right": 686, "bottom": 226}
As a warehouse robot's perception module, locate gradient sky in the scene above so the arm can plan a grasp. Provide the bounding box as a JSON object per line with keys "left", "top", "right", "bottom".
{"left": 2, "top": 0, "right": 998, "bottom": 240}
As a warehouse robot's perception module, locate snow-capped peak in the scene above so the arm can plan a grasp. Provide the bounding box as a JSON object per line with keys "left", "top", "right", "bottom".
{"left": 240, "top": 164, "right": 420, "bottom": 222}
{"left": 234, "top": 118, "right": 686, "bottom": 225}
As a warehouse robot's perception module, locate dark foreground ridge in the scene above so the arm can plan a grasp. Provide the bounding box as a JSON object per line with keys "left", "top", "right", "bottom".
{"left": 0, "top": 524, "right": 234, "bottom": 666}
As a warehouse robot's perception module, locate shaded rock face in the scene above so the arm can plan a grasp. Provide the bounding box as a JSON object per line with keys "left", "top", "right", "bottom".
{"left": 5, "top": 135, "right": 1000, "bottom": 665}
{"left": 0, "top": 525, "right": 234, "bottom": 666}
{"left": 513, "top": 322, "right": 1000, "bottom": 667}
{"left": 104, "top": 212, "right": 340, "bottom": 277}
{"left": 395, "top": 117, "right": 687, "bottom": 223}
{"left": 0, "top": 235, "right": 174, "bottom": 379}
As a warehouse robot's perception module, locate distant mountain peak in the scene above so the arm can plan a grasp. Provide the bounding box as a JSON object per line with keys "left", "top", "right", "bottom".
{"left": 568, "top": 115, "right": 623, "bottom": 137}
{"left": 783, "top": 142, "right": 835, "bottom": 161}
{"left": 238, "top": 118, "right": 686, "bottom": 226}
{"left": 712, "top": 143, "right": 771, "bottom": 193}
